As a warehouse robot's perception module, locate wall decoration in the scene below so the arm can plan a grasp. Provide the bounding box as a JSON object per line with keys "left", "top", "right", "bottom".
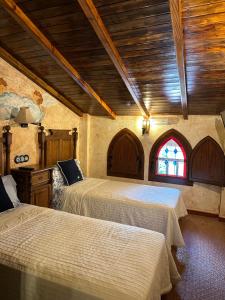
{"left": 0, "top": 77, "right": 56, "bottom": 123}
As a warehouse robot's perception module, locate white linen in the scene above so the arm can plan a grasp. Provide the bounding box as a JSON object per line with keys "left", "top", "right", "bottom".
{"left": 2, "top": 175, "right": 20, "bottom": 207}
{"left": 60, "top": 178, "right": 187, "bottom": 248}
{"left": 0, "top": 204, "right": 179, "bottom": 300}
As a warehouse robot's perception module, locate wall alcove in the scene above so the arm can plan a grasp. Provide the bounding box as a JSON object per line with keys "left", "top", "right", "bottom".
{"left": 149, "top": 129, "right": 192, "bottom": 185}
{"left": 107, "top": 128, "right": 144, "bottom": 180}
{"left": 190, "top": 136, "right": 225, "bottom": 186}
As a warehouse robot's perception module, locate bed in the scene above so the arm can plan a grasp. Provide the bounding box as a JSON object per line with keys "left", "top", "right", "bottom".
{"left": 0, "top": 204, "right": 179, "bottom": 300}
{"left": 0, "top": 127, "right": 180, "bottom": 300}
{"left": 39, "top": 126, "right": 187, "bottom": 249}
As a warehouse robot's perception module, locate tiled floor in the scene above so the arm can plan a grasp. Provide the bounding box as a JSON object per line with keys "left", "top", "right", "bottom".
{"left": 163, "top": 214, "right": 225, "bottom": 300}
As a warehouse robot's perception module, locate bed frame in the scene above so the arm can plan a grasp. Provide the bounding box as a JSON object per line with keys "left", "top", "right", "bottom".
{"left": 38, "top": 126, "right": 78, "bottom": 166}
{"left": 0, "top": 126, "right": 12, "bottom": 176}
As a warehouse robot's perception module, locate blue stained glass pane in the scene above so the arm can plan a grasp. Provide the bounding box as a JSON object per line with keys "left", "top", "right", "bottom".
{"left": 165, "top": 160, "right": 168, "bottom": 165}
{"left": 165, "top": 148, "right": 169, "bottom": 154}
{"left": 173, "top": 161, "right": 177, "bottom": 165}
{"left": 174, "top": 148, "right": 178, "bottom": 154}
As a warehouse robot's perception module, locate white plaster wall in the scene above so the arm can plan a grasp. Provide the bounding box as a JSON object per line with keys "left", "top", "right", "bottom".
{"left": 87, "top": 115, "right": 225, "bottom": 215}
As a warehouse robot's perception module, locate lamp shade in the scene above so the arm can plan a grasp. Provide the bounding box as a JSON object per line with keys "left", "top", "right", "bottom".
{"left": 15, "top": 107, "right": 35, "bottom": 127}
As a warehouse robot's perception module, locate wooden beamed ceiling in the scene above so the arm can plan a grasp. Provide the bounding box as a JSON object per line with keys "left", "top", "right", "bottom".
{"left": 0, "top": 0, "right": 225, "bottom": 117}
{"left": 77, "top": 0, "right": 150, "bottom": 117}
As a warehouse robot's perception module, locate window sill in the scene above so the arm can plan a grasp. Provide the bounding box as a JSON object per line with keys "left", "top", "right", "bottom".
{"left": 149, "top": 174, "right": 193, "bottom": 186}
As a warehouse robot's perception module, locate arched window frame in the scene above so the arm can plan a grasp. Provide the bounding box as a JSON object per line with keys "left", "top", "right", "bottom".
{"left": 149, "top": 129, "right": 192, "bottom": 186}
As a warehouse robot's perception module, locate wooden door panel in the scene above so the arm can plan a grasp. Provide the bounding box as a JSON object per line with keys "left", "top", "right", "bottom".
{"left": 107, "top": 128, "right": 144, "bottom": 179}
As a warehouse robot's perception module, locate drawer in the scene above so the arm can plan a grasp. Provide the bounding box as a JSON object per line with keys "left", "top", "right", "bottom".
{"left": 32, "top": 171, "right": 50, "bottom": 185}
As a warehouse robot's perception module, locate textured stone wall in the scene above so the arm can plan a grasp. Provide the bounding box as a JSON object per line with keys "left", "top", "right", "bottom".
{"left": 87, "top": 115, "right": 225, "bottom": 216}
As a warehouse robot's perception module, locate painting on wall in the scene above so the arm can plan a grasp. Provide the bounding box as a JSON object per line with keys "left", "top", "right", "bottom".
{"left": 0, "top": 77, "right": 56, "bottom": 123}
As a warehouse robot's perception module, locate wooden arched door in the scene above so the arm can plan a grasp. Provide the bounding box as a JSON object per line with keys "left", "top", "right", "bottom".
{"left": 190, "top": 136, "right": 225, "bottom": 186}
{"left": 107, "top": 129, "right": 144, "bottom": 180}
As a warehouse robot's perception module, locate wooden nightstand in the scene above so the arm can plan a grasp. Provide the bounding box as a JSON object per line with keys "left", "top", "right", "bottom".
{"left": 11, "top": 165, "right": 53, "bottom": 208}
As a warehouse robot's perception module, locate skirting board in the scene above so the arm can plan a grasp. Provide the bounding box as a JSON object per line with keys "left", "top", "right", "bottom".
{"left": 188, "top": 209, "right": 225, "bottom": 222}
{"left": 187, "top": 209, "right": 218, "bottom": 218}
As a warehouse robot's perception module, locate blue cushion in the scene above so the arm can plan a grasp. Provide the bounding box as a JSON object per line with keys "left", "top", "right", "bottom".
{"left": 0, "top": 177, "right": 14, "bottom": 212}
{"left": 57, "top": 159, "right": 83, "bottom": 186}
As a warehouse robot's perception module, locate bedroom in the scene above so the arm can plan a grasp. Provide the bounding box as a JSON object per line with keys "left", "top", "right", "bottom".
{"left": 0, "top": 0, "right": 225, "bottom": 299}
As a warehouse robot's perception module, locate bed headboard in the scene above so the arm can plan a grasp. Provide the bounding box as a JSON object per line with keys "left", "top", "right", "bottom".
{"left": 38, "top": 126, "right": 78, "bottom": 166}
{"left": 0, "top": 126, "right": 12, "bottom": 175}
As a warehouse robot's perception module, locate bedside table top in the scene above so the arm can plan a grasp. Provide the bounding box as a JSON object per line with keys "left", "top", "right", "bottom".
{"left": 11, "top": 164, "right": 54, "bottom": 174}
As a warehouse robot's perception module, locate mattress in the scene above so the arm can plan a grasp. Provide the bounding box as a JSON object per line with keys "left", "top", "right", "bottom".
{"left": 0, "top": 204, "right": 179, "bottom": 300}
{"left": 56, "top": 178, "right": 187, "bottom": 248}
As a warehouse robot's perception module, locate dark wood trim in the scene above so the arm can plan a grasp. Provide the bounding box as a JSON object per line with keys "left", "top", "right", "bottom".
{"left": 107, "top": 128, "right": 144, "bottom": 180}
{"left": 0, "top": 137, "right": 3, "bottom": 176}
{"left": 0, "top": 0, "right": 116, "bottom": 119}
{"left": 149, "top": 129, "right": 192, "bottom": 186}
{"left": 190, "top": 136, "right": 225, "bottom": 187}
{"left": 219, "top": 217, "right": 225, "bottom": 222}
{"left": 169, "top": 0, "right": 188, "bottom": 119}
{"left": 188, "top": 209, "right": 218, "bottom": 218}
{"left": 38, "top": 126, "right": 78, "bottom": 166}
{"left": 2, "top": 126, "right": 12, "bottom": 175}
{"left": 78, "top": 0, "right": 149, "bottom": 118}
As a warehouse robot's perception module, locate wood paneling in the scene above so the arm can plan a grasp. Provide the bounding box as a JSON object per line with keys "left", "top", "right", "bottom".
{"left": 107, "top": 128, "right": 144, "bottom": 180}
{"left": 0, "top": 0, "right": 116, "bottom": 119}
{"left": 190, "top": 136, "right": 225, "bottom": 186}
{"left": 38, "top": 127, "right": 77, "bottom": 166}
{"left": 0, "top": 46, "right": 83, "bottom": 117}
{"left": 94, "top": 0, "right": 183, "bottom": 115}
{"left": 0, "top": 0, "right": 224, "bottom": 116}
{"left": 78, "top": 0, "right": 149, "bottom": 117}
{"left": 183, "top": 0, "right": 225, "bottom": 115}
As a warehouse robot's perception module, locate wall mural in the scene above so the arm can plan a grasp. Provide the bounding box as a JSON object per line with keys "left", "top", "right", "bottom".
{"left": 0, "top": 77, "right": 56, "bottom": 123}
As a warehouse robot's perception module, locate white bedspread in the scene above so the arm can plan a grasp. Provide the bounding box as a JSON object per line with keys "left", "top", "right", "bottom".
{"left": 60, "top": 178, "right": 187, "bottom": 248}
{"left": 0, "top": 204, "right": 179, "bottom": 300}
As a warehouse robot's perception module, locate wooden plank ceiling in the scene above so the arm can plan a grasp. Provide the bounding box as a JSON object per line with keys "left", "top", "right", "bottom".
{"left": 0, "top": 0, "right": 225, "bottom": 117}
{"left": 183, "top": 0, "right": 225, "bottom": 115}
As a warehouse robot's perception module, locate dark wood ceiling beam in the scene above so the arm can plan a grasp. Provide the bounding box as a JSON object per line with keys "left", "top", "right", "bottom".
{"left": 169, "top": 0, "right": 188, "bottom": 119}
{"left": 0, "top": 0, "right": 116, "bottom": 119}
{"left": 0, "top": 45, "right": 83, "bottom": 117}
{"left": 77, "top": 0, "right": 150, "bottom": 118}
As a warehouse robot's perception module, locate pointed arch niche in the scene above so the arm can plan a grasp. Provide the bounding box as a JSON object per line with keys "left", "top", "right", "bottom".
{"left": 107, "top": 128, "right": 144, "bottom": 180}
{"left": 149, "top": 129, "right": 192, "bottom": 185}
{"left": 190, "top": 136, "right": 225, "bottom": 186}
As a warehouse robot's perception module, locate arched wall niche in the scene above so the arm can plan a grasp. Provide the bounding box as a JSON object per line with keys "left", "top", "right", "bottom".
{"left": 107, "top": 128, "right": 144, "bottom": 180}
{"left": 149, "top": 129, "right": 192, "bottom": 186}
{"left": 190, "top": 136, "right": 225, "bottom": 186}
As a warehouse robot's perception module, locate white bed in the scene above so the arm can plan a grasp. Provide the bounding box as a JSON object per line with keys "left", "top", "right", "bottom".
{"left": 0, "top": 204, "right": 179, "bottom": 300}
{"left": 53, "top": 177, "right": 187, "bottom": 248}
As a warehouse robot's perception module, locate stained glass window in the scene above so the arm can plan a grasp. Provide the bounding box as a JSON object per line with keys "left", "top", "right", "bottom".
{"left": 156, "top": 137, "right": 186, "bottom": 178}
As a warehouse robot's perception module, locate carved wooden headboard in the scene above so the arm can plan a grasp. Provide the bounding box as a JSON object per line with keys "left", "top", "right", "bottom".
{"left": 0, "top": 126, "right": 12, "bottom": 175}
{"left": 38, "top": 126, "right": 78, "bottom": 166}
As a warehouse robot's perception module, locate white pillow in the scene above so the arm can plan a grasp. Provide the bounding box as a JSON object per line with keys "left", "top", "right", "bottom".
{"left": 75, "top": 159, "right": 84, "bottom": 179}
{"left": 2, "top": 175, "right": 20, "bottom": 207}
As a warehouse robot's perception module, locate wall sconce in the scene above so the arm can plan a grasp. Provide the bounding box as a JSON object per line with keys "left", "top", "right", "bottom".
{"left": 14, "top": 107, "right": 35, "bottom": 128}
{"left": 142, "top": 117, "right": 150, "bottom": 135}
